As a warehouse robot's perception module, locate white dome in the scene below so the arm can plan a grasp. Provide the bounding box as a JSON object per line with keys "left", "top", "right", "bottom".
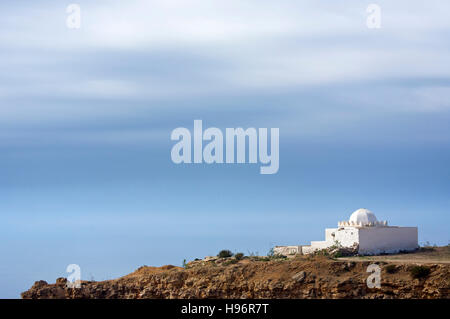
{"left": 349, "top": 208, "right": 377, "bottom": 224}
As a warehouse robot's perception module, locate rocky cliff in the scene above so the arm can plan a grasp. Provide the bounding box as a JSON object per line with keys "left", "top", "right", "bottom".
{"left": 22, "top": 254, "right": 449, "bottom": 299}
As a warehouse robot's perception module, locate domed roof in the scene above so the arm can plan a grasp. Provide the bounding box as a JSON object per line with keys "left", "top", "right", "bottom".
{"left": 349, "top": 208, "right": 377, "bottom": 224}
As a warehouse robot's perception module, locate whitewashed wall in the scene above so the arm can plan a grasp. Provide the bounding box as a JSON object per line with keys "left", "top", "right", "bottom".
{"left": 358, "top": 227, "right": 418, "bottom": 255}
{"left": 333, "top": 227, "right": 360, "bottom": 247}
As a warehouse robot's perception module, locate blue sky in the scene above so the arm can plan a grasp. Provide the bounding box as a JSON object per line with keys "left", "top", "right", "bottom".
{"left": 1, "top": 0, "right": 450, "bottom": 298}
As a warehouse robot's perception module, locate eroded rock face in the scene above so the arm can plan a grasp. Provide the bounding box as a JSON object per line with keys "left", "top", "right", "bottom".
{"left": 21, "top": 256, "right": 450, "bottom": 299}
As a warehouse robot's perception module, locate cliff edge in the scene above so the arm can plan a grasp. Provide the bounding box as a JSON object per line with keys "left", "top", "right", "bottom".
{"left": 22, "top": 247, "right": 450, "bottom": 299}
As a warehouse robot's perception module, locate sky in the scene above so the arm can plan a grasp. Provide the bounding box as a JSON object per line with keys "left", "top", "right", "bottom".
{"left": 1, "top": 0, "right": 450, "bottom": 298}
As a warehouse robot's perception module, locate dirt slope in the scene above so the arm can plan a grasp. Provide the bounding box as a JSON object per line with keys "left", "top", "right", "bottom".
{"left": 22, "top": 250, "right": 450, "bottom": 299}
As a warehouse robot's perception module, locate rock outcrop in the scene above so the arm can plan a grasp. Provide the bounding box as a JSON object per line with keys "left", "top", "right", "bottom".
{"left": 22, "top": 255, "right": 450, "bottom": 299}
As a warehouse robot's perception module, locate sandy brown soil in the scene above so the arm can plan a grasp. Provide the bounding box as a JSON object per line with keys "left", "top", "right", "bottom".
{"left": 339, "top": 246, "right": 450, "bottom": 264}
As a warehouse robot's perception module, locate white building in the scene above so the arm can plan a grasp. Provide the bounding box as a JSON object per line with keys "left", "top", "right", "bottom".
{"left": 274, "top": 208, "right": 418, "bottom": 256}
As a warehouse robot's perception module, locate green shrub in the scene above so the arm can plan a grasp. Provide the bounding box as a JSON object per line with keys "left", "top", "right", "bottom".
{"left": 217, "top": 249, "right": 233, "bottom": 258}
{"left": 384, "top": 264, "right": 397, "bottom": 274}
{"left": 315, "top": 249, "right": 329, "bottom": 256}
{"left": 332, "top": 251, "right": 343, "bottom": 258}
{"left": 223, "top": 259, "right": 238, "bottom": 266}
{"left": 409, "top": 265, "right": 430, "bottom": 279}
{"left": 235, "top": 253, "right": 244, "bottom": 260}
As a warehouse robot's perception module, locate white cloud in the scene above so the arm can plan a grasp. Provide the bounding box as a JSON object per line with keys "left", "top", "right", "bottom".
{"left": 0, "top": 0, "right": 450, "bottom": 128}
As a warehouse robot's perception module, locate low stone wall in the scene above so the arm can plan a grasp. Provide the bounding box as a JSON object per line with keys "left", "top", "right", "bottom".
{"left": 273, "top": 246, "right": 302, "bottom": 256}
